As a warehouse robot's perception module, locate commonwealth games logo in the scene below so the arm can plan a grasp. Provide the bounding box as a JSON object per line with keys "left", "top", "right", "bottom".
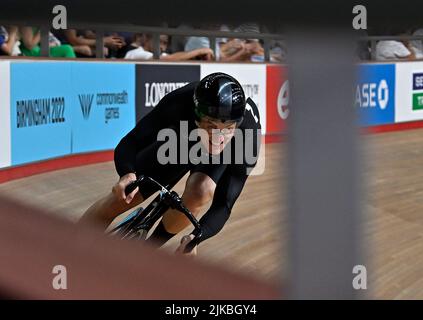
{"left": 78, "top": 94, "right": 94, "bottom": 120}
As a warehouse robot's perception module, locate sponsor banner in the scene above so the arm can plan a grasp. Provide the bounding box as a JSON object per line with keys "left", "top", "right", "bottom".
{"left": 395, "top": 62, "right": 423, "bottom": 122}
{"left": 0, "top": 61, "right": 11, "bottom": 168}
{"left": 10, "top": 62, "right": 72, "bottom": 165}
{"left": 266, "top": 64, "right": 288, "bottom": 134}
{"left": 355, "top": 64, "right": 395, "bottom": 126}
{"left": 200, "top": 64, "right": 267, "bottom": 134}
{"left": 136, "top": 64, "right": 200, "bottom": 121}
{"left": 71, "top": 62, "right": 135, "bottom": 153}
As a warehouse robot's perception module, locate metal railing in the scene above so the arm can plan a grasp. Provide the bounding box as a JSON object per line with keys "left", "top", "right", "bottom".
{"left": 4, "top": 18, "right": 423, "bottom": 62}
{"left": 1, "top": 20, "right": 284, "bottom": 61}
{"left": 359, "top": 35, "right": 423, "bottom": 60}
{"left": 68, "top": 23, "right": 285, "bottom": 61}
{"left": 71, "top": 24, "right": 282, "bottom": 61}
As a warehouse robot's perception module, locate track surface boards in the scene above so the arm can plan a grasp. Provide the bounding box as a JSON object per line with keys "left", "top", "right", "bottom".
{"left": 2, "top": 131, "right": 423, "bottom": 299}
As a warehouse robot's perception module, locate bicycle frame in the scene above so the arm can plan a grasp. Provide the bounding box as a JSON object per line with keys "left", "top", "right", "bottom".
{"left": 111, "top": 175, "right": 203, "bottom": 252}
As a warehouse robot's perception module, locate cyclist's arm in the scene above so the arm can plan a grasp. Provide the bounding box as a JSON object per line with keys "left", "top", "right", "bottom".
{"left": 192, "top": 119, "right": 261, "bottom": 244}
{"left": 192, "top": 165, "right": 250, "bottom": 244}
{"left": 114, "top": 92, "right": 178, "bottom": 177}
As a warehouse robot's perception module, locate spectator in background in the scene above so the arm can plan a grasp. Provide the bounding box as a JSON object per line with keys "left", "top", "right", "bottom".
{"left": 53, "top": 29, "right": 95, "bottom": 57}
{"left": 231, "top": 23, "right": 265, "bottom": 62}
{"left": 168, "top": 24, "right": 193, "bottom": 53}
{"left": 356, "top": 40, "right": 371, "bottom": 61}
{"left": 184, "top": 24, "right": 231, "bottom": 61}
{"left": 355, "top": 30, "right": 371, "bottom": 61}
{"left": 121, "top": 33, "right": 150, "bottom": 59}
{"left": 219, "top": 38, "right": 264, "bottom": 62}
{"left": 260, "top": 24, "right": 286, "bottom": 62}
{"left": 124, "top": 33, "right": 214, "bottom": 61}
{"left": 268, "top": 40, "right": 286, "bottom": 63}
{"left": 19, "top": 26, "right": 76, "bottom": 58}
{"left": 409, "top": 27, "right": 423, "bottom": 59}
{"left": 375, "top": 28, "right": 415, "bottom": 61}
{"left": 184, "top": 23, "right": 265, "bottom": 62}
{"left": 83, "top": 30, "right": 126, "bottom": 58}
{"left": 53, "top": 29, "right": 125, "bottom": 58}
{"left": 0, "top": 25, "right": 19, "bottom": 56}
{"left": 114, "top": 32, "right": 135, "bottom": 58}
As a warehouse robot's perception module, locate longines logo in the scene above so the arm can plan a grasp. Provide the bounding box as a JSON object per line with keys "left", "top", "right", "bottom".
{"left": 78, "top": 94, "right": 94, "bottom": 120}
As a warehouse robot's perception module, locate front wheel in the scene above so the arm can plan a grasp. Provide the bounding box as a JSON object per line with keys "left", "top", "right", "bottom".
{"left": 109, "top": 207, "right": 144, "bottom": 237}
{"left": 126, "top": 228, "right": 148, "bottom": 241}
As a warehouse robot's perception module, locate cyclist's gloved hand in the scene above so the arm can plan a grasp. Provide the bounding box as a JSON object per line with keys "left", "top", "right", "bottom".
{"left": 113, "top": 172, "right": 138, "bottom": 204}
{"left": 175, "top": 234, "right": 197, "bottom": 257}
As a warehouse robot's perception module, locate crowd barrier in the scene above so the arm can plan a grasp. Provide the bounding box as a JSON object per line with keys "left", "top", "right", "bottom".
{"left": 0, "top": 59, "right": 420, "bottom": 179}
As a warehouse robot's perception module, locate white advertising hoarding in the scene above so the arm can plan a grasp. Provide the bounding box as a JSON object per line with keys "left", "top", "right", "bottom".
{"left": 0, "top": 61, "right": 11, "bottom": 168}
{"left": 200, "top": 64, "right": 267, "bottom": 134}
{"left": 395, "top": 62, "right": 423, "bottom": 123}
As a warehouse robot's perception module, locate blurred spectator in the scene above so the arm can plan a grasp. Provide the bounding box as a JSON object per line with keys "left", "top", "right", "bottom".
{"left": 232, "top": 23, "right": 265, "bottom": 62}
{"left": 0, "top": 25, "right": 20, "bottom": 56}
{"left": 114, "top": 32, "right": 135, "bottom": 58}
{"left": 169, "top": 24, "right": 193, "bottom": 53}
{"left": 124, "top": 33, "right": 214, "bottom": 61}
{"left": 268, "top": 40, "right": 286, "bottom": 63}
{"left": 184, "top": 24, "right": 231, "bottom": 61}
{"left": 121, "top": 33, "right": 149, "bottom": 59}
{"left": 53, "top": 29, "right": 94, "bottom": 57}
{"left": 355, "top": 30, "right": 371, "bottom": 61}
{"left": 375, "top": 40, "right": 415, "bottom": 60}
{"left": 49, "top": 32, "right": 61, "bottom": 47}
{"left": 184, "top": 23, "right": 265, "bottom": 62}
{"left": 115, "top": 32, "right": 134, "bottom": 46}
{"left": 410, "top": 28, "right": 423, "bottom": 59}
{"left": 83, "top": 30, "right": 126, "bottom": 58}
{"left": 184, "top": 36, "right": 211, "bottom": 53}
{"left": 219, "top": 38, "right": 264, "bottom": 62}
{"left": 375, "top": 28, "right": 415, "bottom": 61}
{"left": 53, "top": 29, "right": 125, "bottom": 58}
{"left": 19, "top": 26, "right": 76, "bottom": 58}
{"left": 356, "top": 40, "right": 371, "bottom": 61}
{"left": 260, "top": 24, "right": 285, "bottom": 62}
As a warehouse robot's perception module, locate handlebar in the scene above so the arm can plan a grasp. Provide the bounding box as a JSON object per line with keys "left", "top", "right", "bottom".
{"left": 125, "top": 175, "right": 167, "bottom": 196}
{"left": 124, "top": 175, "right": 202, "bottom": 253}
{"left": 124, "top": 179, "right": 139, "bottom": 196}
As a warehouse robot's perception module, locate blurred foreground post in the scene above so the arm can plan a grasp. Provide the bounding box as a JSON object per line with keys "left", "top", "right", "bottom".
{"left": 286, "top": 29, "right": 364, "bottom": 299}
{"left": 0, "top": 195, "right": 281, "bottom": 299}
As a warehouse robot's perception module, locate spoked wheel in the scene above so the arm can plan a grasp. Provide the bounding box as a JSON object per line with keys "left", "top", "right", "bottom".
{"left": 123, "top": 228, "right": 149, "bottom": 241}
{"left": 109, "top": 207, "right": 145, "bottom": 237}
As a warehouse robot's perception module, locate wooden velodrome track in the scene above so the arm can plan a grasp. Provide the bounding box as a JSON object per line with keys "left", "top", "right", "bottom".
{"left": 1, "top": 128, "right": 423, "bottom": 299}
